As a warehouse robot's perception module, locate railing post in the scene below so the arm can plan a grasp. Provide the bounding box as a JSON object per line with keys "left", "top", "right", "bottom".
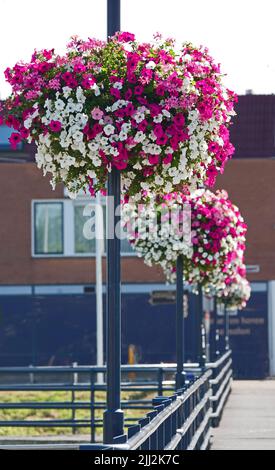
{"left": 90, "top": 372, "right": 96, "bottom": 443}
{"left": 103, "top": 0, "right": 124, "bottom": 444}
{"left": 176, "top": 255, "right": 186, "bottom": 390}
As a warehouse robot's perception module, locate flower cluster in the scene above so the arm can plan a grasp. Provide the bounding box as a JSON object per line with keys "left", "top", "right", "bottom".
{"left": 2, "top": 33, "right": 236, "bottom": 199}
{"left": 181, "top": 189, "right": 247, "bottom": 295}
{"left": 124, "top": 189, "right": 248, "bottom": 296}
{"left": 123, "top": 191, "right": 193, "bottom": 270}
{"left": 217, "top": 270, "right": 251, "bottom": 310}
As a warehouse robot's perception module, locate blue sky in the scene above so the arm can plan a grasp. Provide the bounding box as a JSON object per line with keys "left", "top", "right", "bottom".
{"left": 0, "top": 0, "right": 275, "bottom": 97}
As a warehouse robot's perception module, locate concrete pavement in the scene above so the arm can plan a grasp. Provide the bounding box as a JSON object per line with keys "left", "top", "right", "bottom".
{"left": 212, "top": 380, "right": 275, "bottom": 450}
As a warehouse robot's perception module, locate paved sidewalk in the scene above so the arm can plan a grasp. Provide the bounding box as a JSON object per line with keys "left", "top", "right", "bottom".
{"left": 212, "top": 380, "right": 275, "bottom": 450}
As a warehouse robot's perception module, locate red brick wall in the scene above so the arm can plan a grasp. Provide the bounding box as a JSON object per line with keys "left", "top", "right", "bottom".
{"left": 215, "top": 158, "right": 275, "bottom": 282}
{"left": 0, "top": 163, "right": 163, "bottom": 285}
{"left": 0, "top": 159, "right": 274, "bottom": 285}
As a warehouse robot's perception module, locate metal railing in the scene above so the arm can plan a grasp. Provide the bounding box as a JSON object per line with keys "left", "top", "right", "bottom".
{"left": 88, "top": 369, "right": 213, "bottom": 451}
{"left": 0, "top": 351, "right": 232, "bottom": 449}
{"left": 0, "top": 363, "right": 200, "bottom": 443}
{"left": 209, "top": 350, "right": 233, "bottom": 426}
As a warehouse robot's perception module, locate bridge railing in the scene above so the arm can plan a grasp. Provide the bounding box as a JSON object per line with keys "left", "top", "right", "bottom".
{"left": 85, "top": 368, "right": 213, "bottom": 451}
{"left": 0, "top": 351, "right": 232, "bottom": 447}
{"left": 209, "top": 350, "right": 233, "bottom": 427}
{"left": 0, "top": 362, "right": 199, "bottom": 442}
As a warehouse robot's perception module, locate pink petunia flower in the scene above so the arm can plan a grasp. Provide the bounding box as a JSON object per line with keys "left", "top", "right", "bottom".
{"left": 117, "top": 32, "right": 135, "bottom": 43}
{"left": 20, "top": 128, "right": 30, "bottom": 139}
{"left": 9, "top": 132, "right": 22, "bottom": 149}
{"left": 162, "top": 153, "right": 173, "bottom": 165}
{"left": 91, "top": 107, "right": 104, "bottom": 120}
{"left": 148, "top": 155, "right": 159, "bottom": 165}
{"left": 153, "top": 124, "right": 164, "bottom": 138}
{"left": 110, "top": 88, "right": 121, "bottom": 99}
{"left": 49, "top": 120, "right": 62, "bottom": 133}
{"left": 173, "top": 113, "right": 185, "bottom": 128}
{"left": 156, "top": 134, "right": 168, "bottom": 146}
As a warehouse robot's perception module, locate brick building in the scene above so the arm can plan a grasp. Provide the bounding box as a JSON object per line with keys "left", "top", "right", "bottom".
{"left": 0, "top": 95, "right": 274, "bottom": 378}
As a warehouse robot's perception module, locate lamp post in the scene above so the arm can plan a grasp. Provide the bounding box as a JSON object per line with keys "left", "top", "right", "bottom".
{"left": 224, "top": 303, "right": 230, "bottom": 351}
{"left": 212, "top": 296, "right": 220, "bottom": 360}
{"left": 95, "top": 193, "right": 104, "bottom": 385}
{"left": 175, "top": 255, "right": 186, "bottom": 390}
{"left": 103, "top": 0, "right": 124, "bottom": 444}
{"left": 198, "top": 286, "right": 206, "bottom": 368}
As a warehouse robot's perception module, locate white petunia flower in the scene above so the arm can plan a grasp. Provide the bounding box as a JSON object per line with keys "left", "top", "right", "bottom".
{"left": 55, "top": 99, "right": 65, "bottom": 111}
{"left": 134, "top": 131, "right": 146, "bottom": 143}
{"left": 92, "top": 83, "right": 101, "bottom": 96}
{"left": 146, "top": 60, "right": 156, "bottom": 69}
{"left": 104, "top": 124, "right": 115, "bottom": 136}
{"left": 113, "top": 82, "right": 123, "bottom": 89}
{"left": 153, "top": 114, "right": 163, "bottom": 123}
{"left": 119, "top": 131, "right": 128, "bottom": 141}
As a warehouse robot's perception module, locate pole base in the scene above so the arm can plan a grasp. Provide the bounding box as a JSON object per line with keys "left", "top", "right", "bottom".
{"left": 175, "top": 371, "right": 186, "bottom": 391}
{"left": 103, "top": 409, "right": 124, "bottom": 444}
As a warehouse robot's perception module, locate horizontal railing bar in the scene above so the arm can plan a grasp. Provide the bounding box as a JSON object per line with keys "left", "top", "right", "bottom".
{"left": 211, "top": 379, "right": 232, "bottom": 419}
{"left": 210, "top": 370, "right": 232, "bottom": 403}
{"left": 126, "top": 371, "right": 212, "bottom": 450}
{"left": 0, "top": 385, "right": 174, "bottom": 392}
{"left": 207, "top": 350, "right": 232, "bottom": 369}
{"left": 200, "top": 427, "right": 212, "bottom": 451}
{"left": 0, "top": 444, "right": 81, "bottom": 450}
{"left": 164, "top": 390, "right": 212, "bottom": 450}
{"left": 0, "top": 363, "right": 200, "bottom": 374}
{"left": 0, "top": 418, "right": 143, "bottom": 428}
{"left": 0, "top": 421, "right": 92, "bottom": 427}
{"left": 210, "top": 359, "right": 232, "bottom": 385}
{"left": 181, "top": 370, "right": 212, "bottom": 403}
{"left": 187, "top": 408, "right": 213, "bottom": 450}
{"left": 0, "top": 403, "right": 153, "bottom": 410}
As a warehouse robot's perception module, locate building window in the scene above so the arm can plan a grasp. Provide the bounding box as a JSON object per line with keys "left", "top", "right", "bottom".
{"left": 74, "top": 203, "right": 100, "bottom": 254}
{"left": 32, "top": 199, "right": 135, "bottom": 257}
{"left": 34, "top": 202, "right": 63, "bottom": 255}
{"left": 0, "top": 125, "right": 23, "bottom": 150}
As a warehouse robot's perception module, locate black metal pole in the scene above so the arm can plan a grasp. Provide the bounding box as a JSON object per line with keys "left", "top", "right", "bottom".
{"left": 198, "top": 286, "right": 206, "bottom": 368}
{"left": 225, "top": 303, "right": 230, "bottom": 351}
{"left": 103, "top": 0, "right": 124, "bottom": 444}
{"left": 212, "top": 296, "right": 220, "bottom": 360}
{"left": 175, "top": 255, "right": 185, "bottom": 390}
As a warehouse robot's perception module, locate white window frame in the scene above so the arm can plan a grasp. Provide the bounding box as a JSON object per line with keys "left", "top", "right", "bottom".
{"left": 31, "top": 198, "right": 136, "bottom": 258}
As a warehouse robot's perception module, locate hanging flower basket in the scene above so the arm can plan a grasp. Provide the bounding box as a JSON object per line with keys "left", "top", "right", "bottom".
{"left": 2, "top": 33, "right": 236, "bottom": 199}
{"left": 217, "top": 271, "right": 251, "bottom": 310}
{"left": 123, "top": 189, "right": 247, "bottom": 294}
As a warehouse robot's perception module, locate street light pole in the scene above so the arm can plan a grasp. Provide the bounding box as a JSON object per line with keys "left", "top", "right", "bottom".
{"left": 175, "top": 255, "right": 185, "bottom": 390}
{"left": 95, "top": 193, "right": 104, "bottom": 384}
{"left": 198, "top": 286, "right": 206, "bottom": 368}
{"left": 225, "top": 303, "right": 230, "bottom": 351}
{"left": 103, "top": 0, "right": 124, "bottom": 444}
{"left": 212, "top": 296, "right": 220, "bottom": 360}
